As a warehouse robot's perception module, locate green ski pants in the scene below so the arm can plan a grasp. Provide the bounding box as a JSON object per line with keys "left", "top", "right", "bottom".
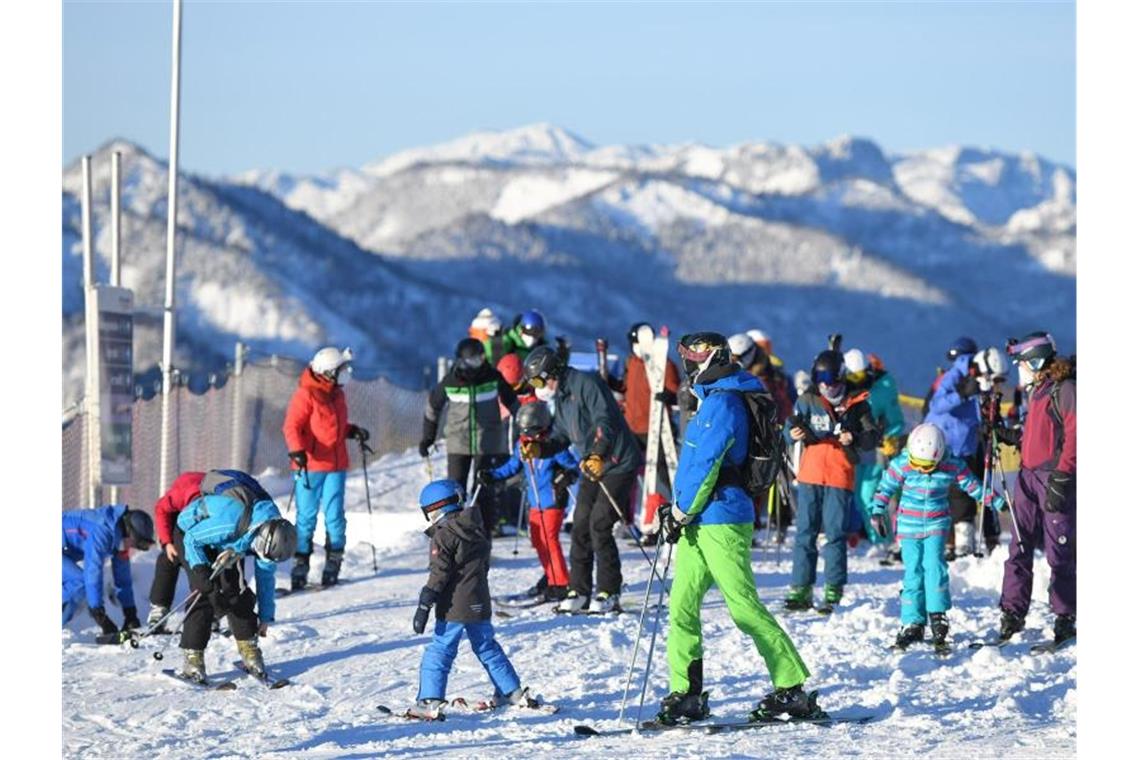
{"left": 667, "top": 522, "right": 811, "bottom": 693}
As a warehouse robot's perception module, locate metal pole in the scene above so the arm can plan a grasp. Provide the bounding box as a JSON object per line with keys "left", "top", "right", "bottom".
{"left": 82, "top": 156, "right": 99, "bottom": 508}
{"left": 158, "top": 0, "right": 184, "bottom": 495}
{"left": 230, "top": 341, "right": 245, "bottom": 468}
{"left": 108, "top": 151, "right": 123, "bottom": 506}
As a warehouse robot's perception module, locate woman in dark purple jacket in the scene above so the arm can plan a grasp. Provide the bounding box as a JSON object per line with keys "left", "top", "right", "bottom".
{"left": 994, "top": 332, "right": 1076, "bottom": 647}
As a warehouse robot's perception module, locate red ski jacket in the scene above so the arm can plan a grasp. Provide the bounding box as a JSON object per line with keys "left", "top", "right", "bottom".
{"left": 618, "top": 355, "right": 680, "bottom": 436}
{"left": 283, "top": 369, "right": 351, "bottom": 472}
{"left": 154, "top": 471, "right": 206, "bottom": 546}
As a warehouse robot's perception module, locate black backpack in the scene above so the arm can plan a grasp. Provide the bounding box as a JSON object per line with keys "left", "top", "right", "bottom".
{"left": 716, "top": 389, "right": 787, "bottom": 499}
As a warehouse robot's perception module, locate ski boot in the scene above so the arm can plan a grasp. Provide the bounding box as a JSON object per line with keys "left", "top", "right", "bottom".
{"left": 954, "top": 523, "right": 977, "bottom": 558}
{"left": 180, "top": 649, "right": 207, "bottom": 683}
{"left": 407, "top": 698, "right": 447, "bottom": 721}
{"left": 892, "top": 624, "right": 925, "bottom": 651}
{"left": 1053, "top": 614, "right": 1076, "bottom": 646}
{"left": 492, "top": 686, "right": 541, "bottom": 709}
{"left": 146, "top": 605, "right": 171, "bottom": 634}
{"left": 784, "top": 586, "right": 813, "bottom": 611}
{"left": 656, "top": 690, "right": 710, "bottom": 726}
{"left": 236, "top": 638, "right": 266, "bottom": 678}
{"left": 291, "top": 552, "right": 310, "bottom": 591}
{"left": 929, "top": 613, "right": 951, "bottom": 653}
{"left": 818, "top": 585, "right": 843, "bottom": 613}
{"left": 543, "top": 585, "right": 568, "bottom": 603}
{"left": 588, "top": 591, "right": 618, "bottom": 614}
{"left": 998, "top": 609, "right": 1025, "bottom": 642}
{"left": 321, "top": 549, "right": 344, "bottom": 587}
{"left": 749, "top": 684, "right": 824, "bottom": 722}
{"left": 525, "top": 574, "right": 549, "bottom": 598}
{"left": 556, "top": 590, "right": 588, "bottom": 614}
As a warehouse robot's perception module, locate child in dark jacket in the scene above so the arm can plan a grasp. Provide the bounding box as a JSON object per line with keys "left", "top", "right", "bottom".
{"left": 479, "top": 402, "right": 578, "bottom": 602}
{"left": 410, "top": 479, "right": 546, "bottom": 720}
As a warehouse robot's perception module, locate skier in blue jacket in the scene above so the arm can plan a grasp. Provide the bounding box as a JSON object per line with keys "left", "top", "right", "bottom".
{"left": 174, "top": 487, "right": 297, "bottom": 683}
{"left": 62, "top": 505, "right": 155, "bottom": 635}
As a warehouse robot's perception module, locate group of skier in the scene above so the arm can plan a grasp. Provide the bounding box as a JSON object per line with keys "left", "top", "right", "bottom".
{"left": 62, "top": 304, "right": 1075, "bottom": 727}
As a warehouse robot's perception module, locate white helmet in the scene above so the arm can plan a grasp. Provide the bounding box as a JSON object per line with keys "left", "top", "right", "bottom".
{"left": 972, "top": 347, "right": 1009, "bottom": 391}
{"left": 311, "top": 346, "right": 353, "bottom": 376}
{"left": 471, "top": 308, "right": 502, "bottom": 336}
{"left": 728, "top": 333, "right": 753, "bottom": 358}
{"left": 907, "top": 423, "right": 946, "bottom": 469}
{"left": 746, "top": 329, "right": 771, "bottom": 352}
{"left": 843, "top": 348, "right": 868, "bottom": 376}
{"left": 793, "top": 369, "right": 811, "bottom": 395}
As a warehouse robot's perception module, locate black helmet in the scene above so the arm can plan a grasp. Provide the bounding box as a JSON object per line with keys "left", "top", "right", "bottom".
{"left": 523, "top": 345, "right": 564, "bottom": 388}
{"left": 677, "top": 332, "right": 731, "bottom": 385}
{"left": 1007, "top": 331, "right": 1056, "bottom": 371}
{"left": 251, "top": 518, "right": 298, "bottom": 562}
{"left": 810, "top": 349, "right": 847, "bottom": 386}
{"left": 947, "top": 336, "right": 978, "bottom": 362}
{"left": 454, "top": 337, "right": 486, "bottom": 379}
{"left": 120, "top": 508, "right": 155, "bottom": 550}
{"left": 516, "top": 402, "right": 553, "bottom": 437}
{"left": 627, "top": 322, "right": 652, "bottom": 351}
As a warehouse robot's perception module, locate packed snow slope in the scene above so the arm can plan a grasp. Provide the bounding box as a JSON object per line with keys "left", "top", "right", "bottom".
{"left": 64, "top": 126, "right": 1074, "bottom": 406}
{"left": 62, "top": 448, "right": 1075, "bottom": 759}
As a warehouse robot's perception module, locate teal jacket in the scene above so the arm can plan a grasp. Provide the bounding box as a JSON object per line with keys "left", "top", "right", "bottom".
{"left": 176, "top": 495, "right": 282, "bottom": 623}
{"left": 869, "top": 369, "right": 906, "bottom": 439}
{"left": 674, "top": 371, "right": 764, "bottom": 526}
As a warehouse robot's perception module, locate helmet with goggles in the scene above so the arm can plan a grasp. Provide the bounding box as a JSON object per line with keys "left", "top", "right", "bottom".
{"left": 1007, "top": 331, "right": 1056, "bottom": 372}
{"left": 523, "top": 345, "right": 564, "bottom": 389}
{"left": 907, "top": 423, "right": 947, "bottom": 471}
{"left": 419, "top": 479, "right": 466, "bottom": 525}
{"left": 678, "top": 332, "right": 732, "bottom": 385}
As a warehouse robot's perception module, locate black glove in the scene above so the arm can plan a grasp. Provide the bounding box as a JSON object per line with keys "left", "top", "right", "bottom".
{"left": 1045, "top": 471, "right": 1073, "bottom": 513}
{"left": 993, "top": 424, "right": 1022, "bottom": 447}
{"left": 418, "top": 440, "right": 433, "bottom": 459}
{"left": 288, "top": 450, "right": 308, "bottom": 469}
{"left": 121, "top": 606, "right": 141, "bottom": 631}
{"left": 656, "top": 506, "right": 684, "bottom": 545}
{"left": 89, "top": 606, "right": 119, "bottom": 635}
{"left": 552, "top": 467, "right": 578, "bottom": 491}
{"left": 413, "top": 587, "right": 438, "bottom": 634}
{"left": 956, "top": 374, "right": 981, "bottom": 399}
{"left": 654, "top": 390, "right": 677, "bottom": 405}
{"left": 346, "top": 424, "right": 370, "bottom": 443}
{"left": 476, "top": 469, "right": 495, "bottom": 486}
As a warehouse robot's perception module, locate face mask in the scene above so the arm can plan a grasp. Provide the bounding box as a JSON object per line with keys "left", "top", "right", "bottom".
{"left": 535, "top": 385, "right": 556, "bottom": 402}
{"left": 819, "top": 382, "right": 845, "bottom": 404}
{"left": 521, "top": 334, "right": 538, "bottom": 348}
{"left": 977, "top": 375, "right": 993, "bottom": 393}
{"left": 1017, "top": 363, "right": 1035, "bottom": 389}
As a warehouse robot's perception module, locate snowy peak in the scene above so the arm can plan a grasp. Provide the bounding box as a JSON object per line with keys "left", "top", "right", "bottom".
{"left": 364, "top": 123, "right": 594, "bottom": 177}
{"left": 812, "top": 135, "right": 894, "bottom": 185}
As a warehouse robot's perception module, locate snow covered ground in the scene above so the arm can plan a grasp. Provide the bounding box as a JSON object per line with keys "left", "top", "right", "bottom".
{"left": 62, "top": 448, "right": 1075, "bottom": 758}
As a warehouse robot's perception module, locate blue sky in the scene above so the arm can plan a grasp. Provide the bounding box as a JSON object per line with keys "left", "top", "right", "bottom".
{"left": 63, "top": 1, "right": 1075, "bottom": 175}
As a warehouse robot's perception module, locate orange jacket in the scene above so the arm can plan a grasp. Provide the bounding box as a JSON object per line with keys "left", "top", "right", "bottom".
{"left": 619, "top": 355, "right": 681, "bottom": 436}
{"left": 282, "top": 369, "right": 350, "bottom": 472}
{"left": 785, "top": 389, "right": 876, "bottom": 490}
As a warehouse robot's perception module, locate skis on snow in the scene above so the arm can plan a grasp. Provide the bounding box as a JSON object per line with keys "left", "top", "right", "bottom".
{"left": 160, "top": 669, "right": 237, "bottom": 691}
{"left": 233, "top": 660, "right": 290, "bottom": 689}
{"left": 574, "top": 712, "right": 879, "bottom": 737}
{"left": 377, "top": 696, "right": 559, "bottom": 722}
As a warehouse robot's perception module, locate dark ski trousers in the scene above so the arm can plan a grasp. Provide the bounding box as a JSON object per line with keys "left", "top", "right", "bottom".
{"left": 175, "top": 530, "right": 258, "bottom": 650}
{"left": 448, "top": 453, "right": 507, "bottom": 535}
{"left": 149, "top": 549, "right": 183, "bottom": 609}
{"left": 791, "top": 483, "right": 850, "bottom": 589}
{"left": 569, "top": 469, "right": 636, "bottom": 597}
{"left": 1000, "top": 467, "right": 1076, "bottom": 619}
{"left": 948, "top": 452, "right": 1000, "bottom": 542}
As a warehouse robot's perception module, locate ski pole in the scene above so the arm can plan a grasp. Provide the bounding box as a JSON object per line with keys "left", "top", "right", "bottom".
{"left": 618, "top": 535, "right": 665, "bottom": 724}
{"left": 633, "top": 541, "right": 675, "bottom": 729}
{"left": 993, "top": 441, "right": 1024, "bottom": 552}
{"left": 423, "top": 447, "right": 436, "bottom": 482}
{"left": 597, "top": 478, "right": 668, "bottom": 586}
{"left": 359, "top": 440, "right": 379, "bottom": 573}
{"left": 148, "top": 561, "right": 229, "bottom": 660}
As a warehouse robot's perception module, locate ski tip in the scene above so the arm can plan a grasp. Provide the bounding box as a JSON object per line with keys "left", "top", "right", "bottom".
{"left": 215, "top": 681, "right": 239, "bottom": 691}
{"left": 377, "top": 705, "right": 393, "bottom": 715}
{"left": 573, "top": 724, "right": 600, "bottom": 736}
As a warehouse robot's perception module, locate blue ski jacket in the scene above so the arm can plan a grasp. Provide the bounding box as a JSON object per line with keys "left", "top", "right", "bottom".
{"left": 924, "top": 354, "right": 981, "bottom": 457}
{"left": 177, "top": 495, "right": 283, "bottom": 623}
{"left": 62, "top": 505, "right": 136, "bottom": 611}
{"left": 872, "top": 452, "right": 1001, "bottom": 540}
{"left": 674, "top": 371, "right": 767, "bottom": 526}
{"left": 489, "top": 442, "right": 579, "bottom": 510}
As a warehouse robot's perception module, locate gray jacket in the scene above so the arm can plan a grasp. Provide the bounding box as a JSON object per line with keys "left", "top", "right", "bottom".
{"left": 549, "top": 367, "right": 641, "bottom": 476}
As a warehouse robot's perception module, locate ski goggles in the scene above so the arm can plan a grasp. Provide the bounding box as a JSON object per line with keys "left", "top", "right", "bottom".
{"left": 908, "top": 454, "right": 938, "bottom": 472}
{"left": 1006, "top": 334, "right": 1055, "bottom": 369}
{"left": 811, "top": 368, "right": 843, "bottom": 385}
{"left": 527, "top": 371, "right": 555, "bottom": 389}
{"left": 456, "top": 353, "right": 485, "bottom": 370}
{"left": 421, "top": 492, "right": 462, "bottom": 523}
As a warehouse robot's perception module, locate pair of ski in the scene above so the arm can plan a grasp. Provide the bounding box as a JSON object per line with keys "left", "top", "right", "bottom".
{"left": 888, "top": 640, "right": 954, "bottom": 657}
{"left": 968, "top": 636, "right": 1075, "bottom": 655}
{"left": 377, "top": 696, "right": 560, "bottom": 722}
{"left": 574, "top": 711, "right": 879, "bottom": 737}
{"left": 161, "top": 660, "right": 290, "bottom": 690}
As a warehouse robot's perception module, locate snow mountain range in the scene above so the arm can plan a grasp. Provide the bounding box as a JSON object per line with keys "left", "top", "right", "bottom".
{"left": 62, "top": 125, "right": 1075, "bottom": 406}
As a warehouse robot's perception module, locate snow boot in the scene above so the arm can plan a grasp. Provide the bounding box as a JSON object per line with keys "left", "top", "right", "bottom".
{"left": 291, "top": 553, "right": 310, "bottom": 591}
{"left": 893, "top": 624, "right": 925, "bottom": 649}
{"left": 543, "top": 585, "right": 568, "bottom": 603}
{"left": 236, "top": 638, "right": 266, "bottom": 678}
{"left": 750, "top": 684, "right": 823, "bottom": 721}
{"left": 146, "top": 605, "right": 171, "bottom": 634}
{"left": 407, "top": 698, "right": 446, "bottom": 720}
{"left": 588, "top": 591, "right": 618, "bottom": 614}
{"left": 656, "top": 690, "right": 710, "bottom": 726}
{"left": 526, "top": 574, "right": 549, "bottom": 598}
{"left": 1053, "top": 614, "right": 1076, "bottom": 646}
{"left": 556, "top": 590, "right": 588, "bottom": 613}
{"left": 321, "top": 549, "right": 344, "bottom": 587}
{"left": 180, "top": 649, "right": 207, "bottom": 683}
{"left": 929, "top": 613, "right": 950, "bottom": 646}
{"left": 784, "top": 586, "right": 813, "bottom": 611}
{"left": 998, "top": 609, "right": 1026, "bottom": 641}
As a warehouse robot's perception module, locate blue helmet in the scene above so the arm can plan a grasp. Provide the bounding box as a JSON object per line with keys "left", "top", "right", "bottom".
{"left": 419, "top": 479, "right": 465, "bottom": 524}
{"left": 518, "top": 309, "right": 546, "bottom": 338}
{"left": 947, "top": 336, "right": 978, "bottom": 362}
